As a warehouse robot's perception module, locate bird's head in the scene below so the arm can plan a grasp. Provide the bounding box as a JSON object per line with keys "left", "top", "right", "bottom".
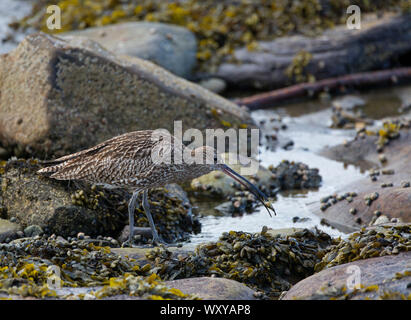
{"left": 192, "top": 146, "right": 276, "bottom": 217}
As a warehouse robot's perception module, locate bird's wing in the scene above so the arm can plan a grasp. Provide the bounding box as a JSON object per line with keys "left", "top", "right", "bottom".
{"left": 38, "top": 130, "right": 186, "bottom": 183}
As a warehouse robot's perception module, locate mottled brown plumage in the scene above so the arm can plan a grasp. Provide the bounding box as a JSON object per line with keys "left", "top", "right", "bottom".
{"left": 38, "top": 130, "right": 276, "bottom": 245}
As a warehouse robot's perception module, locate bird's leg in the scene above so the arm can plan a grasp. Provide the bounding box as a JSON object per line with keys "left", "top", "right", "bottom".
{"left": 142, "top": 189, "right": 166, "bottom": 245}
{"left": 126, "top": 190, "right": 140, "bottom": 245}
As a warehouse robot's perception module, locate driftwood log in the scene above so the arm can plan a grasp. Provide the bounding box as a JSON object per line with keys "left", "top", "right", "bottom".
{"left": 215, "top": 13, "right": 411, "bottom": 90}
{"left": 235, "top": 67, "right": 411, "bottom": 110}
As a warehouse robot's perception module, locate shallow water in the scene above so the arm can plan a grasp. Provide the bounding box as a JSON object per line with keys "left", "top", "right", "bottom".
{"left": 190, "top": 85, "right": 411, "bottom": 244}
{"left": 0, "top": 0, "right": 32, "bottom": 54}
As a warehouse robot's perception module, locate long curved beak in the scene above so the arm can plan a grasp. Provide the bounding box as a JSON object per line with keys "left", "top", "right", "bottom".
{"left": 221, "top": 164, "right": 276, "bottom": 217}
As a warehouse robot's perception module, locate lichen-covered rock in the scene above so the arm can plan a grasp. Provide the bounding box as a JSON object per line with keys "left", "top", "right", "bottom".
{"left": 0, "top": 159, "right": 197, "bottom": 241}
{"left": 23, "top": 225, "right": 44, "bottom": 237}
{"left": 282, "top": 251, "right": 411, "bottom": 300}
{"left": 61, "top": 22, "right": 197, "bottom": 78}
{"left": 0, "top": 33, "right": 253, "bottom": 158}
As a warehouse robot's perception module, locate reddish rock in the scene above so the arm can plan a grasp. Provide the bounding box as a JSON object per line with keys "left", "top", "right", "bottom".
{"left": 282, "top": 251, "right": 411, "bottom": 300}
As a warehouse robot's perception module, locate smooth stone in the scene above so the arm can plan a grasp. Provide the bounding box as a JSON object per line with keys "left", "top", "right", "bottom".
{"left": 23, "top": 225, "right": 44, "bottom": 237}
{"left": 164, "top": 277, "right": 257, "bottom": 300}
{"left": 265, "top": 227, "right": 304, "bottom": 237}
{"left": 198, "top": 78, "right": 227, "bottom": 94}
{"left": 332, "top": 95, "right": 366, "bottom": 110}
{"left": 51, "top": 277, "right": 256, "bottom": 300}
{"left": 0, "top": 218, "right": 21, "bottom": 242}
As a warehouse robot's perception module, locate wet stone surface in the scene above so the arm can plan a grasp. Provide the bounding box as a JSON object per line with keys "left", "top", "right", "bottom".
{"left": 315, "top": 120, "right": 411, "bottom": 230}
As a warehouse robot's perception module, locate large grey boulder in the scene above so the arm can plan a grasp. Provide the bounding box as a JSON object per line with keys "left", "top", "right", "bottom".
{"left": 61, "top": 22, "right": 197, "bottom": 78}
{"left": 0, "top": 33, "right": 253, "bottom": 158}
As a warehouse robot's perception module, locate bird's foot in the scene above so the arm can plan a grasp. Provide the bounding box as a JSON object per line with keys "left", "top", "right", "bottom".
{"left": 121, "top": 239, "right": 140, "bottom": 248}
{"left": 121, "top": 236, "right": 179, "bottom": 248}
{"left": 151, "top": 236, "right": 180, "bottom": 248}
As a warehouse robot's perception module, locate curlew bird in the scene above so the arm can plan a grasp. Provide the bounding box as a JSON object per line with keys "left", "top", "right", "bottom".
{"left": 38, "top": 130, "right": 276, "bottom": 245}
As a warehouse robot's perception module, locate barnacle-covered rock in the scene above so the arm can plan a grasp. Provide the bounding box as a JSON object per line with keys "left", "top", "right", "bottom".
{"left": 268, "top": 160, "right": 321, "bottom": 190}
{"left": 315, "top": 224, "right": 411, "bottom": 271}
{"left": 0, "top": 159, "right": 198, "bottom": 242}
{"left": 142, "top": 228, "right": 333, "bottom": 298}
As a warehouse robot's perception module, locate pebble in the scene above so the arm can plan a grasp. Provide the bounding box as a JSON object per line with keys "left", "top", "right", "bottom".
{"left": 374, "top": 210, "right": 382, "bottom": 217}
{"left": 77, "top": 232, "right": 85, "bottom": 240}
{"left": 23, "top": 225, "right": 44, "bottom": 237}
{"left": 381, "top": 183, "right": 393, "bottom": 188}
{"left": 401, "top": 181, "right": 410, "bottom": 188}
{"left": 373, "top": 215, "right": 390, "bottom": 225}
